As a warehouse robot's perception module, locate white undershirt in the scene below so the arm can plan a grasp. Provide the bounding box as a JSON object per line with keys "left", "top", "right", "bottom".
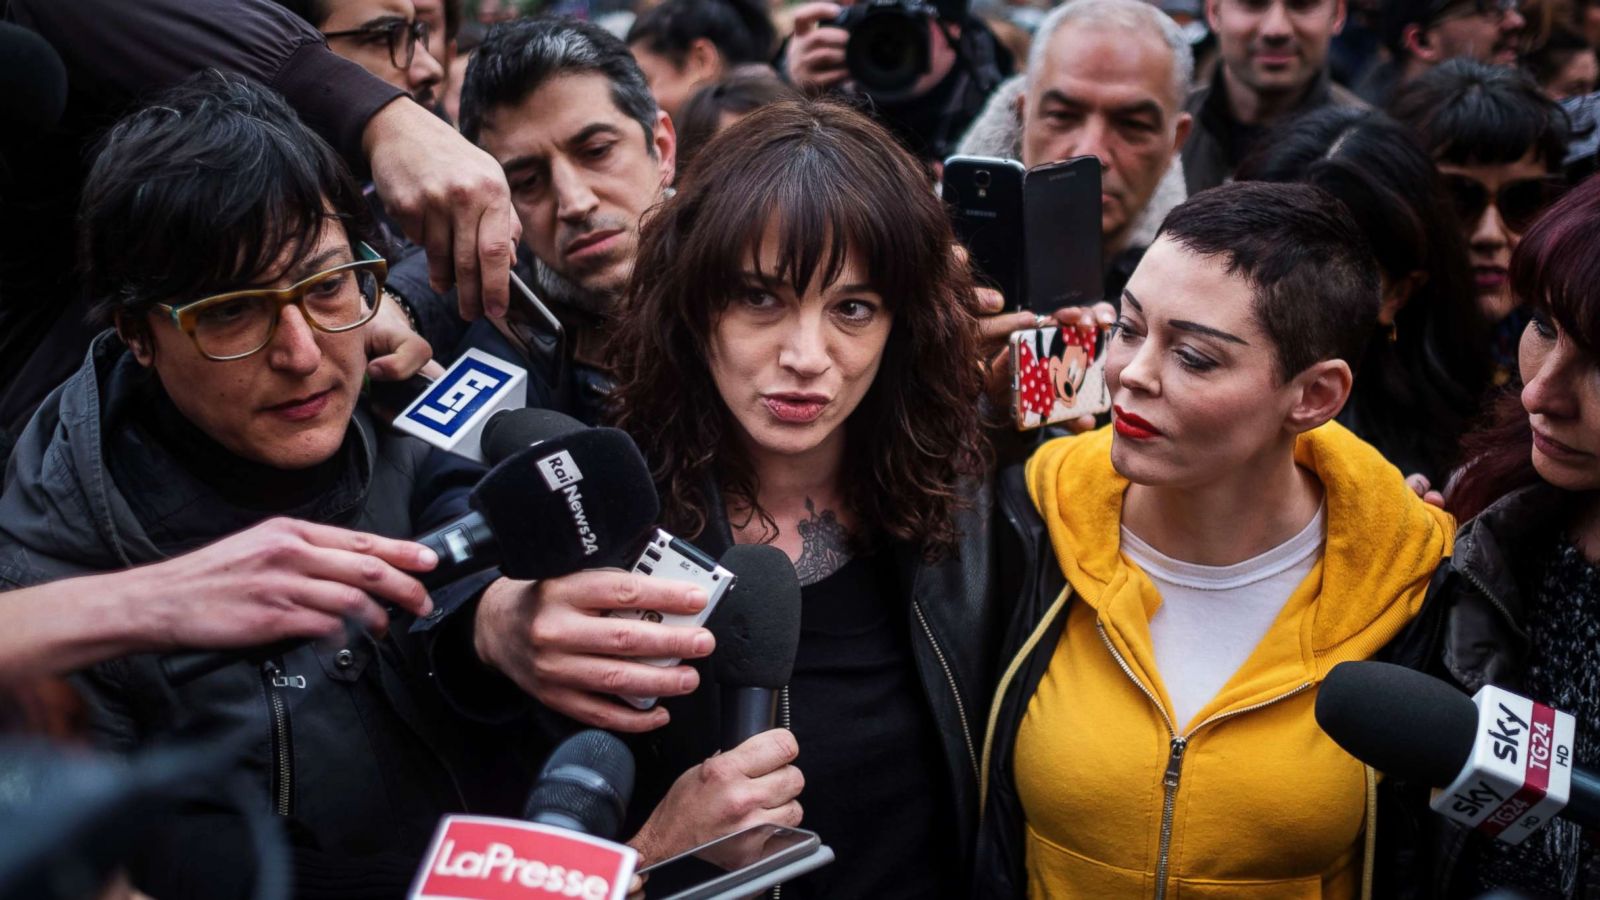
{"left": 1120, "top": 504, "right": 1326, "bottom": 730}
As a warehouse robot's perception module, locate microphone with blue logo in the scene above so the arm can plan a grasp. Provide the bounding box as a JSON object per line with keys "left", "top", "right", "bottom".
{"left": 391, "top": 348, "right": 531, "bottom": 465}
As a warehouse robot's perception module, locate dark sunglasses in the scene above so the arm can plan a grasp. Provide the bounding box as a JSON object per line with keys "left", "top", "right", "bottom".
{"left": 324, "top": 18, "right": 431, "bottom": 70}
{"left": 1441, "top": 173, "right": 1564, "bottom": 234}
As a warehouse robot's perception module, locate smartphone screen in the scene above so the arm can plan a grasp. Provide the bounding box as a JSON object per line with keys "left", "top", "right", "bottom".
{"left": 1023, "top": 156, "right": 1103, "bottom": 315}
{"left": 943, "top": 156, "right": 1027, "bottom": 311}
{"left": 637, "top": 824, "right": 817, "bottom": 891}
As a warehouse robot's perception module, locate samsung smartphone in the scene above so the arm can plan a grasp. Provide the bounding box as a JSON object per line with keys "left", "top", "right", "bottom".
{"left": 1011, "top": 324, "right": 1112, "bottom": 430}
{"left": 1022, "top": 156, "right": 1103, "bottom": 314}
{"left": 637, "top": 824, "right": 830, "bottom": 900}
{"left": 943, "top": 156, "right": 1027, "bottom": 311}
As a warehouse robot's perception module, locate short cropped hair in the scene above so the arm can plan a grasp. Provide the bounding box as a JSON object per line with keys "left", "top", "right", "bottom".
{"left": 459, "top": 16, "right": 658, "bottom": 147}
{"left": 1389, "top": 58, "right": 1571, "bottom": 169}
{"left": 79, "top": 70, "right": 377, "bottom": 331}
{"left": 1156, "top": 181, "right": 1381, "bottom": 380}
{"left": 1027, "top": 0, "right": 1193, "bottom": 108}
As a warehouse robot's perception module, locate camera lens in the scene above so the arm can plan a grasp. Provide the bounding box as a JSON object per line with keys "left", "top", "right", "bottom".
{"left": 975, "top": 170, "right": 991, "bottom": 189}
{"left": 842, "top": 1, "right": 931, "bottom": 98}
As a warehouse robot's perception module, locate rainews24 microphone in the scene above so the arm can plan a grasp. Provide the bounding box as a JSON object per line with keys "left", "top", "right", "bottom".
{"left": 708, "top": 545, "right": 802, "bottom": 752}
{"left": 1316, "top": 661, "right": 1600, "bottom": 843}
{"left": 409, "top": 730, "right": 638, "bottom": 900}
{"left": 414, "top": 408, "right": 661, "bottom": 588}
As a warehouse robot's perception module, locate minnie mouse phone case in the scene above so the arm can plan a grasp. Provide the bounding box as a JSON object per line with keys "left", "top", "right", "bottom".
{"left": 1011, "top": 324, "right": 1111, "bottom": 430}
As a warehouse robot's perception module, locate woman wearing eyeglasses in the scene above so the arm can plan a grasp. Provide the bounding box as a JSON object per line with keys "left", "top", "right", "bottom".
{"left": 0, "top": 74, "right": 538, "bottom": 897}
{"left": 1390, "top": 58, "right": 1571, "bottom": 386}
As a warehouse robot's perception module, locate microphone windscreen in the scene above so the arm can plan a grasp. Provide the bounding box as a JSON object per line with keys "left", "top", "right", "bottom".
{"left": 470, "top": 428, "right": 660, "bottom": 580}
{"left": 523, "top": 730, "right": 635, "bottom": 840}
{"left": 710, "top": 545, "right": 802, "bottom": 690}
{"left": 481, "top": 407, "right": 586, "bottom": 464}
{"left": 1315, "top": 661, "right": 1478, "bottom": 787}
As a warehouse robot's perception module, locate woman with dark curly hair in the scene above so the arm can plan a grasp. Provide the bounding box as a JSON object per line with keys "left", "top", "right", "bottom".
{"left": 603, "top": 98, "right": 996, "bottom": 898}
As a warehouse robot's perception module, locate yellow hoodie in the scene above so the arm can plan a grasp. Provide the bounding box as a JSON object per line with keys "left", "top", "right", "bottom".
{"left": 1005, "top": 422, "right": 1453, "bottom": 899}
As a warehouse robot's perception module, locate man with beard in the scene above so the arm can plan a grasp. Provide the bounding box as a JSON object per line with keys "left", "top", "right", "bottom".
{"left": 387, "top": 16, "right": 677, "bottom": 423}
{"left": 1356, "top": 0, "right": 1526, "bottom": 105}
{"left": 1183, "top": 0, "right": 1363, "bottom": 194}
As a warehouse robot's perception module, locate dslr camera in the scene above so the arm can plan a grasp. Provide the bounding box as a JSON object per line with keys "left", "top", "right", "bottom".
{"left": 828, "top": 0, "right": 942, "bottom": 100}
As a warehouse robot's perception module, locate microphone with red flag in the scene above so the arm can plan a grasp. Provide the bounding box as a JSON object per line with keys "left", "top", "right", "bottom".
{"left": 409, "top": 731, "right": 638, "bottom": 900}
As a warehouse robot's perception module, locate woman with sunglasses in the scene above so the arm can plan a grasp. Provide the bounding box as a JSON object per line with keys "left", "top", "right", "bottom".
{"left": 1379, "top": 164, "right": 1600, "bottom": 900}
{"left": 1390, "top": 58, "right": 1571, "bottom": 386}
{"left": 0, "top": 73, "right": 537, "bottom": 897}
{"left": 1238, "top": 107, "right": 1491, "bottom": 487}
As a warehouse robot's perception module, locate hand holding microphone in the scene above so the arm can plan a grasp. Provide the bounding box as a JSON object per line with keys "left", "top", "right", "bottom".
{"left": 1316, "top": 661, "right": 1600, "bottom": 842}
{"left": 628, "top": 728, "right": 806, "bottom": 869}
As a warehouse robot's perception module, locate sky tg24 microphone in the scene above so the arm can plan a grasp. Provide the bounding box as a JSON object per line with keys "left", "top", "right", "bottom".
{"left": 1317, "top": 661, "right": 1600, "bottom": 844}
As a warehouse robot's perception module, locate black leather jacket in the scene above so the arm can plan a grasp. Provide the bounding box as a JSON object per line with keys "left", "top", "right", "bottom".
{"left": 0, "top": 334, "right": 542, "bottom": 898}
{"left": 615, "top": 475, "right": 1005, "bottom": 884}
{"left": 1377, "top": 483, "right": 1569, "bottom": 898}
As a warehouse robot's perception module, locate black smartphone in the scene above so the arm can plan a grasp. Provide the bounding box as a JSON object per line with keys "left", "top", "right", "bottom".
{"left": 636, "top": 824, "right": 829, "bottom": 899}
{"left": 943, "top": 156, "right": 1027, "bottom": 311}
{"left": 1022, "top": 156, "right": 1103, "bottom": 314}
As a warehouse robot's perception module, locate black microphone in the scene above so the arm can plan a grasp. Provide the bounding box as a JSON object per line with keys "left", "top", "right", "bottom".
{"left": 1316, "top": 661, "right": 1600, "bottom": 840}
{"left": 414, "top": 408, "right": 659, "bottom": 587}
{"left": 162, "top": 409, "right": 660, "bottom": 685}
{"left": 709, "top": 545, "right": 802, "bottom": 752}
{"left": 523, "top": 730, "right": 636, "bottom": 840}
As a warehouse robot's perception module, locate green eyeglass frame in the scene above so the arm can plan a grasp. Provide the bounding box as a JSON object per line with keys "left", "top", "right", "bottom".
{"left": 154, "top": 242, "right": 389, "bottom": 362}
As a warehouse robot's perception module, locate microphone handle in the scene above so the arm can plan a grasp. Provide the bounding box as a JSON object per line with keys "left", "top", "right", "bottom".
{"left": 1566, "top": 766, "right": 1600, "bottom": 831}
{"left": 721, "top": 686, "right": 778, "bottom": 752}
{"left": 416, "top": 510, "right": 501, "bottom": 589}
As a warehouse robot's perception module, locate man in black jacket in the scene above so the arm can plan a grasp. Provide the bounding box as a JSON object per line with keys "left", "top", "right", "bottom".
{"left": 0, "top": 72, "right": 538, "bottom": 898}
{"left": 1183, "top": 0, "right": 1363, "bottom": 194}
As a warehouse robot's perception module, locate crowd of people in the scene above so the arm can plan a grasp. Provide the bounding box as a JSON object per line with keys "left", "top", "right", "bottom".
{"left": 1, "top": 0, "right": 1599, "bottom": 897}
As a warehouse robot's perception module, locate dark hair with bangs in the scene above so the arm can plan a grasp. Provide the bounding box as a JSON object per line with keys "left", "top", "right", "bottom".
{"left": 80, "top": 70, "right": 377, "bottom": 335}
{"left": 606, "top": 98, "right": 986, "bottom": 556}
{"left": 1448, "top": 172, "right": 1600, "bottom": 520}
{"left": 1156, "top": 181, "right": 1382, "bottom": 381}
{"left": 1238, "top": 107, "right": 1491, "bottom": 481}
{"left": 1389, "top": 59, "right": 1570, "bottom": 169}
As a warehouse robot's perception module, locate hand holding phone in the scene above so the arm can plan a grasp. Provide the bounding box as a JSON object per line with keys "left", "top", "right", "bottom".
{"left": 1012, "top": 323, "right": 1111, "bottom": 430}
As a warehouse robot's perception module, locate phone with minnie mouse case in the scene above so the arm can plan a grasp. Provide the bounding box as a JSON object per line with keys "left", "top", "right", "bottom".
{"left": 1011, "top": 324, "right": 1111, "bottom": 430}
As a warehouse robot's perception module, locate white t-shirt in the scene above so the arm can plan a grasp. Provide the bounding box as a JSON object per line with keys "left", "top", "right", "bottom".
{"left": 1120, "top": 504, "right": 1326, "bottom": 731}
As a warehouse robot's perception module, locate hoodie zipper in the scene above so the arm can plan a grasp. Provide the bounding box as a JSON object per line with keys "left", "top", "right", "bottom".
{"left": 913, "top": 599, "right": 980, "bottom": 779}
{"left": 261, "top": 659, "right": 295, "bottom": 817}
{"left": 1096, "top": 623, "right": 1313, "bottom": 900}
{"left": 770, "top": 687, "right": 791, "bottom": 900}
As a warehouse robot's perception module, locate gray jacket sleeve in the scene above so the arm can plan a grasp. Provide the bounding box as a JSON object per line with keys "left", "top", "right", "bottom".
{"left": 6, "top": 0, "right": 404, "bottom": 165}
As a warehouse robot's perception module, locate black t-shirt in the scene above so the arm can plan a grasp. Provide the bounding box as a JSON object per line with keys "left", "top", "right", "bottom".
{"left": 780, "top": 552, "right": 961, "bottom": 899}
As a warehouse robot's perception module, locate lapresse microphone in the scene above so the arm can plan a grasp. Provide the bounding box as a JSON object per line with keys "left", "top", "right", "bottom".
{"left": 523, "top": 730, "right": 637, "bottom": 840}
{"left": 408, "top": 731, "right": 639, "bottom": 899}
{"left": 709, "top": 545, "right": 802, "bottom": 752}
{"left": 414, "top": 407, "right": 661, "bottom": 588}
{"left": 1316, "top": 661, "right": 1600, "bottom": 843}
